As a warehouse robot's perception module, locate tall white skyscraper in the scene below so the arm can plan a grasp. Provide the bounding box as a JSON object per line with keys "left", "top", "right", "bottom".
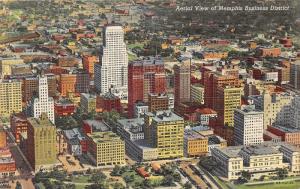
{"left": 234, "top": 105, "right": 264, "bottom": 146}
{"left": 94, "top": 25, "right": 128, "bottom": 98}
{"left": 31, "top": 75, "right": 55, "bottom": 124}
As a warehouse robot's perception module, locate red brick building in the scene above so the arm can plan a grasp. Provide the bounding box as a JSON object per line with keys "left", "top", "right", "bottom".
{"left": 59, "top": 70, "right": 90, "bottom": 97}
{"left": 204, "top": 70, "right": 239, "bottom": 109}
{"left": 257, "top": 48, "right": 281, "bottom": 57}
{"left": 0, "top": 148, "right": 16, "bottom": 178}
{"left": 82, "top": 55, "right": 97, "bottom": 79}
{"left": 57, "top": 57, "right": 80, "bottom": 67}
{"left": 54, "top": 99, "right": 76, "bottom": 116}
{"left": 96, "top": 92, "right": 122, "bottom": 113}
{"left": 0, "top": 127, "right": 6, "bottom": 148}
{"left": 267, "top": 126, "right": 300, "bottom": 147}
{"left": 10, "top": 113, "right": 28, "bottom": 143}
{"left": 22, "top": 74, "right": 57, "bottom": 102}
{"left": 128, "top": 57, "right": 166, "bottom": 117}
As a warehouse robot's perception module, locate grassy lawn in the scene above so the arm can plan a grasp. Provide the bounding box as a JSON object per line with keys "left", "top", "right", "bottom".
{"left": 71, "top": 175, "right": 90, "bottom": 183}
{"left": 127, "top": 42, "right": 144, "bottom": 50}
{"left": 75, "top": 185, "right": 88, "bottom": 189}
{"left": 122, "top": 170, "right": 144, "bottom": 186}
{"left": 212, "top": 176, "right": 230, "bottom": 189}
{"left": 216, "top": 177, "right": 300, "bottom": 189}
{"left": 231, "top": 181, "right": 300, "bottom": 189}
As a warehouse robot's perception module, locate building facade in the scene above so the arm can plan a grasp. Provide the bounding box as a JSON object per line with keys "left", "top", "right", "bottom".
{"left": 290, "top": 61, "right": 300, "bottom": 90}
{"left": 145, "top": 111, "right": 184, "bottom": 159}
{"left": 94, "top": 25, "right": 128, "bottom": 97}
{"left": 174, "top": 60, "right": 191, "bottom": 110}
{"left": 59, "top": 71, "right": 90, "bottom": 97}
{"left": 30, "top": 75, "right": 55, "bottom": 124}
{"left": 27, "top": 114, "right": 57, "bottom": 171}
{"left": 87, "top": 131, "right": 125, "bottom": 166}
{"left": 215, "top": 86, "right": 242, "bottom": 127}
{"left": 148, "top": 93, "right": 169, "bottom": 113}
{"left": 0, "top": 79, "right": 22, "bottom": 117}
{"left": 128, "top": 57, "right": 166, "bottom": 117}
{"left": 234, "top": 105, "right": 264, "bottom": 146}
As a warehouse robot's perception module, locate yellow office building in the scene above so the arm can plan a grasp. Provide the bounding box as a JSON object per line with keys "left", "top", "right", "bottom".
{"left": 87, "top": 131, "right": 125, "bottom": 166}
{"left": 216, "top": 86, "right": 242, "bottom": 127}
{"left": 27, "top": 113, "right": 57, "bottom": 171}
{"left": 0, "top": 57, "right": 24, "bottom": 76}
{"left": 145, "top": 111, "right": 184, "bottom": 159}
{"left": 0, "top": 80, "right": 22, "bottom": 116}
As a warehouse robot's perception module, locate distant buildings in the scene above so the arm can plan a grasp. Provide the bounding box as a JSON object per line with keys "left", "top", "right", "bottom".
{"left": 128, "top": 57, "right": 166, "bottom": 117}
{"left": 87, "top": 131, "right": 125, "bottom": 166}
{"left": 30, "top": 75, "right": 55, "bottom": 124}
{"left": 257, "top": 47, "right": 281, "bottom": 57}
{"left": 0, "top": 57, "right": 24, "bottom": 77}
{"left": 211, "top": 142, "right": 300, "bottom": 180}
{"left": 0, "top": 79, "right": 22, "bottom": 117}
{"left": 26, "top": 114, "right": 57, "bottom": 171}
{"left": 94, "top": 25, "right": 128, "bottom": 97}
{"left": 234, "top": 105, "right": 264, "bottom": 146}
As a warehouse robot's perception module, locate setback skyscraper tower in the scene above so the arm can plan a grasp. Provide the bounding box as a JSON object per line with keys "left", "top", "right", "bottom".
{"left": 94, "top": 25, "right": 128, "bottom": 99}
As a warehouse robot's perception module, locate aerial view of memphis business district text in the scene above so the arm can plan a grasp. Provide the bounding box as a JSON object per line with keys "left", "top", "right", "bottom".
{"left": 0, "top": 0, "right": 300, "bottom": 189}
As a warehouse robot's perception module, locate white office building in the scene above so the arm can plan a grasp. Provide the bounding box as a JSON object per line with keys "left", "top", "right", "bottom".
{"left": 234, "top": 105, "right": 264, "bottom": 146}
{"left": 94, "top": 25, "right": 128, "bottom": 99}
{"left": 31, "top": 75, "right": 55, "bottom": 124}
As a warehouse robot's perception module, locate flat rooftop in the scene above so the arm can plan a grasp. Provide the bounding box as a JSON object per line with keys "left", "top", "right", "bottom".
{"left": 89, "top": 131, "right": 122, "bottom": 144}
{"left": 84, "top": 120, "right": 110, "bottom": 132}
{"left": 184, "top": 129, "right": 206, "bottom": 140}
{"left": 147, "top": 110, "right": 183, "bottom": 123}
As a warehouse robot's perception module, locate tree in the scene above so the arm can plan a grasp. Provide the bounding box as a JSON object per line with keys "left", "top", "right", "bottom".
{"left": 183, "top": 182, "right": 192, "bottom": 189}
{"left": 90, "top": 171, "right": 107, "bottom": 184}
{"left": 276, "top": 168, "right": 288, "bottom": 179}
{"left": 123, "top": 174, "right": 134, "bottom": 183}
{"left": 162, "top": 175, "right": 174, "bottom": 186}
{"left": 173, "top": 172, "right": 181, "bottom": 182}
{"left": 111, "top": 165, "right": 122, "bottom": 176}
{"left": 15, "top": 181, "right": 22, "bottom": 189}
{"left": 112, "top": 182, "right": 125, "bottom": 189}
{"left": 241, "top": 171, "right": 251, "bottom": 180}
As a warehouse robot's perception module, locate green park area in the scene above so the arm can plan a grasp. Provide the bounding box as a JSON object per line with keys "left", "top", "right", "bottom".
{"left": 214, "top": 176, "right": 300, "bottom": 189}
